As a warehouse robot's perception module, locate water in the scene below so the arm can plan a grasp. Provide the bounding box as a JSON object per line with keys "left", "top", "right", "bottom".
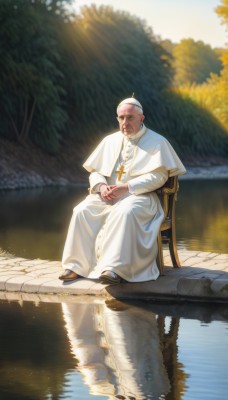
{"left": 0, "top": 298, "right": 228, "bottom": 400}
{"left": 0, "top": 179, "right": 228, "bottom": 399}
{"left": 176, "top": 179, "right": 228, "bottom": 254}
{"left": 0, "top": 179, "right": 227, "bottom": 260}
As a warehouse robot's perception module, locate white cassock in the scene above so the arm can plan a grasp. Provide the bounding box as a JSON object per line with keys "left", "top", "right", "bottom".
{"left": 61, "top": 301, "right": 171, "bottom": 399}
{"left": 62, "top": 125, "right": 186, "bottom": 282}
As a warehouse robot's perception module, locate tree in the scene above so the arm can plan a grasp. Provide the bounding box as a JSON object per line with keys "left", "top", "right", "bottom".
{"left": 177, "top": 1, "right": 228, "bottom": 131}
{"left": 0, "top": 2, "right": 227, "bottom": 158}
{"left": 56, "top": 5, "right": 172, "bottom": 142}
{"left": 0, "top": 0, "right": 71, "bottom": 152}
{"left": 216, "top": 0, "right": 228, "bottom": 67}
{"left": 172, "top": 38, "right": 222, "bottom": 85}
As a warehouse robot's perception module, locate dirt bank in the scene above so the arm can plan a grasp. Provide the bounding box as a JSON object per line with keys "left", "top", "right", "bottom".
{"left": 0, "top": 137, "right": 227, "bottom": 190}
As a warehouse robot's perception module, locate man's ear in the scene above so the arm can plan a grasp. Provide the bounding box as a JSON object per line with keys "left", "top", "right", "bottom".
{"left": 141, "top": 115, "right": 145, "bottom": 122}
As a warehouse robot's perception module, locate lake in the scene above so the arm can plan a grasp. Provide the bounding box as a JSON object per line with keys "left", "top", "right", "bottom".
{"left": 0, "top": 298, "right": 228, "bottom": 400}
{"left": 0, "top": 179, "right": 227, "bottom": 260}
{"left": 0, "top": 179, "right": 228, "bottom": 399}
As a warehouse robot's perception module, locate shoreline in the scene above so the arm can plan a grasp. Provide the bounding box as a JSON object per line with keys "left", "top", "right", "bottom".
{"left": 0, "top": 164, "right": 228, "bottom": 191}
{"left": 1, "top": 136, "right": 228, "bottom": 190}
{"left": 180, "top": 165, "right": 228, "bottom": 180}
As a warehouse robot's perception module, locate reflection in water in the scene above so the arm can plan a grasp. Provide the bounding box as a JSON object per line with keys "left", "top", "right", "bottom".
{"left": 62, "top": 301, "right": 187, "bottom": 400}
{"left": 0, "top": 300, "right": 75, "bottom": 400}
{"left": 0, "top": 299, "right": 228, "bottom": 399}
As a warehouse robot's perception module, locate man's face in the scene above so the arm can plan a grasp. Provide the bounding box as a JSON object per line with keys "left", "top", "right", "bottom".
{"left": 117, "top": 104, "right": 145, "bottom": 136}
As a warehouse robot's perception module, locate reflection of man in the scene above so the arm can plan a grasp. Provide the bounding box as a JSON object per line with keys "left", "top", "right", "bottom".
{"left": 59, "top": 97, "right": 186, "bottom": 284}
{"left": 62, "top": 301, "right": 171, "bottom": 399}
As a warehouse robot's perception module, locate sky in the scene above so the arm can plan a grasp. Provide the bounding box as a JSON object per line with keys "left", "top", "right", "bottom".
{"left": 72, "top": 0, "right": 227, "bottom": 48}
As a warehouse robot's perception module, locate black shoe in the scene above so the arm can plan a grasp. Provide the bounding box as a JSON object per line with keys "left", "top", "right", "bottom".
{"left": 59, "top": 269, "right": 80, "bottom": 282}
{"left": 99, "top": 271, "right": 124, "bottom": 285}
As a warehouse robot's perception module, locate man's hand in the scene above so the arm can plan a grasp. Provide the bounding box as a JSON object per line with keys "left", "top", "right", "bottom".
{"left": 100, "top": 183, "right": 129, "bottom": 202}
{"left": 108, "top": 184, "right": 129, "bottom": 199}
{"left": 99, "top": 184, "right": 113, "bottom": 202}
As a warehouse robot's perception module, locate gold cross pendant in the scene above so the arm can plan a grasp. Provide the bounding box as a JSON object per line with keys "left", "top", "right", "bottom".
{"left": 115, "top": 164, "right": 126, "bottom": 181}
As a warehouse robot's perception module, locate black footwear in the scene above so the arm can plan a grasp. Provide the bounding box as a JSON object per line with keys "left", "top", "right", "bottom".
{"left": 99, "top": 271, "right": 124, "bottom": 285}
{"left": 59, "top": 269, "right": 80, "bottom": 282}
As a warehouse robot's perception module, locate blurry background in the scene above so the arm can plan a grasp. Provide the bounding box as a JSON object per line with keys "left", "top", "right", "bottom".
{"left": 0, "top": 0, "right": 227, "bottom": 161}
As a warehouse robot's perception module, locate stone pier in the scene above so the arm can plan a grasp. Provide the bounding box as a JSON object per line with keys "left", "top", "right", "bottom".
{"left": 0, "top": 249, "right": 227, "bottom": 303}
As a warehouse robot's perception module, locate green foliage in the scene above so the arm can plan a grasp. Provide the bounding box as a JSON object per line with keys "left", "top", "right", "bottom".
{"left": 175, "top": 0, "right": 228, "bottom": 142}
{"left": 172, "top": 39, "right": 222, "bottom": 85}
{"left": 178, "top": 67, "right": 228, "bottom": 133}
{"left": 56, "top": 5, "right": 172, "bottom": 142}
{"left": 0, "top": 1, "right": 227, "bottom": 159}
{"left": 162, "top": 89, "right": 228, "bottom": 157}
{"left": 0, "top": 0, "right": 69, "bottom": 152}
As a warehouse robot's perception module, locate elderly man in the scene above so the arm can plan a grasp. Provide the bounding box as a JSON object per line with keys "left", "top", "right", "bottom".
{"left": 59, "top": 97, "right": 186, "bottom": 284}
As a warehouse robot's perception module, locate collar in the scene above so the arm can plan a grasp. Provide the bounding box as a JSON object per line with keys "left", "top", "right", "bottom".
{"left": 123, "top": 124, "right": 147, "bottom": 143}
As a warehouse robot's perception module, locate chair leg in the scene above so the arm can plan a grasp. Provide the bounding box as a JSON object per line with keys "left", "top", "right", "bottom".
{"left": 168, "top": 228, "right": 181, "bottom": 268}
{"left": 157, "top": 232, "right": 164, "bottom": 275}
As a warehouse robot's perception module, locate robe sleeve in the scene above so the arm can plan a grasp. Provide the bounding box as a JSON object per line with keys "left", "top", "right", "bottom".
{"left": 128, "top": 167, "right": 168, "bottom": 195}
{"left": 89, "top": 172, "right": 107, "bottom": 193}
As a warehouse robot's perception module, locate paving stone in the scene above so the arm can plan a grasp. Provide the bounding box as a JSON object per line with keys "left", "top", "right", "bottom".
{"left": 180, "top": 251, "right": 200, "bottom": 256}
{"left": 197, "top": 252, "right": 216, "bottom": 257}
{"left": 210, "top": 280, "right": 228, "bottom": 297}
{"left": 15, "top": 260, "right": 41, "bottom": 266}
{"left": 203, "top": 264, "right": 228, "bottom": 271}
{"left": 87, "top": 282, "right": 109, "bottom": 294}
{"left": 36, "top": 272, "right": 59, "bottom": 279}
{"left": 181, "top": 257, "right": 203, "bottom": 267}
{"left": 0, "top": 257, "right": 25, "bottom": 264}
{"left": 7, "top": 265, "right": 28, "bottom": 271}
{"left": 0, "top": 271, "right": 24, "bottom": 276}
{"left": 213, "top": 261, "right": 228, "bottom": 268}
{"left": 39, "top": 261, "right": 61, "bottom": 267}
{"left": 213, "top": 254, "right": 228, "bottom": 261}
{"left": 105, "top": 276, "right": 179, "bottom": 300}
{"left": 25, "top": 263, "right": 57, "bottom": 272}
{"left": 187, "top": 271, "right": 225, "bottom": 279}
{"left": 0, "top": 251, "right": 228, "bottom": 303}
{"left": 38, "top": 278, "right": 90, "bottom": 294}
{"left": 22, "top": 277, "right": 60, "bottom": 293}
{"left": 177, "top": 277, "right": 213, "bottom": 298}
{"left": 0, "top": 276, "right": 14, "bottom": 291}
{"left": 163, "top": 266, "right": 205, "bottom": 277}
{"left": 5, "top": 276, "right": 35, "bottom": 292}
{"left": 30, "top": 269, "right": 60, "bottom": 278}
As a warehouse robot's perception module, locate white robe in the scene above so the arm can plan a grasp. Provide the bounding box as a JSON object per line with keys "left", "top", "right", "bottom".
{"left": 62, "top": 125, "right": 186, "bottom": 282}
{"left": 61, "top": 302, "right": 171, "bottom": 399}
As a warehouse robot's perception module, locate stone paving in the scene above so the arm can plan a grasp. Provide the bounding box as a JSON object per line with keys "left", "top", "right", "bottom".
{"left": 0, "top": 249, "right": 228, "bottom": 303}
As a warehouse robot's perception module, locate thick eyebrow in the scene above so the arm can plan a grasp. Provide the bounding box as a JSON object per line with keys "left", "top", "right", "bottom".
{"left": 117, "top": 114, "right": 135, "bottom": 118}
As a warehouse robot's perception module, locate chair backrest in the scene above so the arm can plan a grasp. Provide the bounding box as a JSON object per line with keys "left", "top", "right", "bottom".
{"left": 156, "top": 176, "right": 179, "bottom": 223}
{"left": 156, "top": 176, "right": 181, "bottom": 271}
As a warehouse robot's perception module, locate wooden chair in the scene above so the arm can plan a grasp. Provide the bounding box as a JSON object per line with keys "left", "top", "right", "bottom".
{"left": 156, "top": 176, "right": 181, "bottom": 275}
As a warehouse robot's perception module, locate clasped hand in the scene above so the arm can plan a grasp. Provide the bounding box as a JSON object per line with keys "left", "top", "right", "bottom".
{"left": 100, "top": 184, "right": 129, "bottom": 202}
